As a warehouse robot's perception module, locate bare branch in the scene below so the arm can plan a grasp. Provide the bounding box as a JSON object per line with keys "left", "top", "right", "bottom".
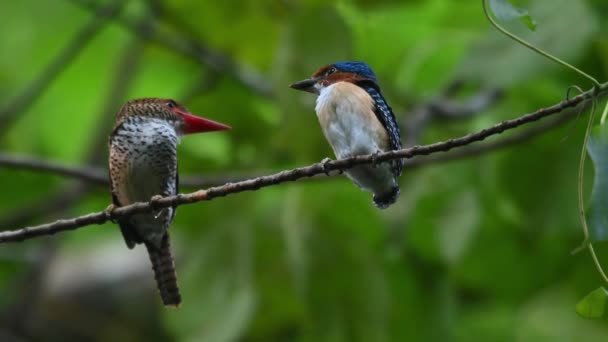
{"left": 0, "top": 0, "right": 125, "bottom": 135}
{"left": 403, "top": 81, "right": 503, "bottom": 146}
{"left": 1, "top": 83, "right": 605, "bottom": 243}
{"left": 0, "top": 155, "right": 268, "bottom": 189}
{"left": 406, "top": 106, "right": 575, "bottom": 169}
{"left": 0, "top": 33, "right": 145, "bottom": 229}
{"left": 67, "top": 0, "right": 273, "bottom": 97}
{"left": 0, "top": 155, "right": 107, "bottom": 185}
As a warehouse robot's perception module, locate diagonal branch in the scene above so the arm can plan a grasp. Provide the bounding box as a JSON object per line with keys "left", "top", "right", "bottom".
{"left": 0, "top": 32, "right": 145, "bottom": 229}
{"left": 0, "top": 154, "right": 268, "bottom": 189}
{"left": 0, "top": 154, "right": 108, "bottom": 185}
{"left": 1, "top": 83, "right": 606, "bottom": 243}
{"left": 0, "top": 111, "right": 576, "bottom": 190}
{"left": 405, "top": 105, "right": 576, "bottom": 169}
{"left": 0, "top": 0, "right": 125, "bottom": 135}
{"left": 67, "top": 0, "right": 272, "bottom": 97}
{"left": 403, "top": 80, "right": 503, "bottom": 146}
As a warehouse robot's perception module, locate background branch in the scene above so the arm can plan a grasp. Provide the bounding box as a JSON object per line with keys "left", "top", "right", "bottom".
{"left": 1, "top": 82, "right": 605, "bottom": 243}
{"left": 68, "top": 0, "right": 273, "bottom": 97}
{"left": 403, "top": 80, "right": 503, "bottom": 146}
{"left": 405, "top": 104, "right": 577, "bottom": 169}
{"left": 0, "top": 155, "right": 268, "bottom": 189}
{"left": 0, "top": 0, "right": 125, "bottom": 136}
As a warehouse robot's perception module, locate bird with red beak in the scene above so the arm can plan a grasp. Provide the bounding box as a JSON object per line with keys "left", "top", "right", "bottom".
{"left": 108, "top": 98, "right": 230, "bottom": 307}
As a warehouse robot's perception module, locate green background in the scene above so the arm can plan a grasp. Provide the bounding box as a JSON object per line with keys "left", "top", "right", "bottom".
{"left": 1, "top": 0, "right": 607, "bottom": 341}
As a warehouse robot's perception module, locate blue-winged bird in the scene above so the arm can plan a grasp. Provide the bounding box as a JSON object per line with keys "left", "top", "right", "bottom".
{"left": 290, "top": 62, "right": 403, "bottom": 208}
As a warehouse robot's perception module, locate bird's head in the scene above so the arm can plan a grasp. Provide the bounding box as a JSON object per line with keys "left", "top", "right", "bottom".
{"left": 115, "top": 98, "right": 231, "bottom": 135}
{"left": 289, "top": 61, "right": 378, "bottom": 94}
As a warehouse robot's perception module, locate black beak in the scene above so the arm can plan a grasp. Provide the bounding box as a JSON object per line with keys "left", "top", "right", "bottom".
{"left": 289, "top": 77, "right": 319, "bottom": 93}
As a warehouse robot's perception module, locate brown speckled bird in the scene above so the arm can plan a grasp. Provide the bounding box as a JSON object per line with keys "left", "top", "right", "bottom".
{"left": 108, "top": 98, "right": 231, "bottom": 307}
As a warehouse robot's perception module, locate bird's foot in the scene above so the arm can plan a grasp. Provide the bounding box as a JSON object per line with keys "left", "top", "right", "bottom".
{"left": 154, "top": 208, "right": 167, "bottom": 220}
{"left": 104, "top": 204, "right": 117, "bottom": 223}
{"left": 321, "top": 157, "right": 333, "bottom": 176}
{"left": 371, "top": 151, "right": 381, "bottom": 168}
{"left": 150, "top": 195, "right": 164, "bottom": 203}
{"left": 149, "top": 195, "right": 166, "bottom": 219}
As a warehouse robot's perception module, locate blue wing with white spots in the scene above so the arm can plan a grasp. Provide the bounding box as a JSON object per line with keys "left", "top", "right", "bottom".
{"left": 361, "top": 84, "right": 404, "bottom": 176}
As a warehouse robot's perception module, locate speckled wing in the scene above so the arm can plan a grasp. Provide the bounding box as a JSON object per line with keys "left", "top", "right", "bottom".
{"left": 360, "top": 83, "right": 404, "bottom": 176}
{"left": 109, "top": 132, "right": 141, "bottom": 249}
{"left": 108, "top": 169, "right": 180, "bottom": 250}
{"left": 108, "top": 127, "right": 179, "bottom": 249}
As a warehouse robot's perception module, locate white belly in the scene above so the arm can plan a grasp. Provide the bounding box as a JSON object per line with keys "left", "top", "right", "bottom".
{"left": 315, "top": 82, "right": 396, "bottom": 197}
{"left": 110, "top": 118, "right": 179, "bottom": 247}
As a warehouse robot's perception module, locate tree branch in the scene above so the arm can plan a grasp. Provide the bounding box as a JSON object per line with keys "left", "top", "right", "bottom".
{"left": 0, "top": 32, "right": 145, "bottom": 230}
{"left": 0, "top": 0, "right": 125, "bottom": 135}
{"left": 403, "top": 80, "right": 503, "bottom": 146}
{"left": 1, "top": 83, "right": 605, "bottom": 243}
{"left": 67, "top": 0, "right": 273, "bottom": 97}
{"left": 0, "top": 155, "right": 267, "bottom": 189}
{"left": 405, "top": 106, "right": 575, "bottom": 169}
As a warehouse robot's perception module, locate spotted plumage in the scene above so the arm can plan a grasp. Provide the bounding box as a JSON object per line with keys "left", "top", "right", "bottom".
{"left": 290, "top": 61, "right": 403, "bottom": 208}
{"left": 108, "top": 98, "right": 230, "bottom": 306}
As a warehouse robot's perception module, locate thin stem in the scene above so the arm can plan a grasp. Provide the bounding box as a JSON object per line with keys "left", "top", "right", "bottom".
{"left": 482, "top": 0, "right": 601, "bottom": 90}
{"left": 576, "top": 98, "right": 596, "bottom": 246}
{"left": 575, "top": 94, "right": 608, "bottom": 285}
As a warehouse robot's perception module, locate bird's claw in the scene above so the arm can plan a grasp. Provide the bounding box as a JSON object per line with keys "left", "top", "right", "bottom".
{"left": 154, "top": 208, "right": 167, "bottom": 220}
{"left": 321, "top": 157, "right": 333, "bottom": 176}
{"left": 371, "top": 151, "right": 381, "bottom": 168}
{"left": 150, "top": 194, "right": 164, "bottom": 202}
{"left": 104, "top": 204, "right": 118, "bottom": 223}
{"left": 150, "top": 195, "right": 166, "bottom": 220}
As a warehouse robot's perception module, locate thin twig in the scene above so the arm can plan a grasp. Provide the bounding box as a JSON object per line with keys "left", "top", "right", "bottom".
{"left": 0, "top": 155, "right": 268, "bottom": 189}
{"left": 0, "top": 34, "right": 145, "bottom": 229}
{"left": 67, "top": 0, "right": 272, "bottom": 97}
{"left": 1, "top": 82, "right": 606, "bottom": 243}
{"left": 403, "top": 81, "right": 503, "bottom": 146}
{"left": 405, "top": 101, "right": 578, "bottom": 169}
{"left": 0, "top": 0, "right": 125, "bottom": 135}
{"left": 0, "top": 155, "right": 108, "bottom": 185}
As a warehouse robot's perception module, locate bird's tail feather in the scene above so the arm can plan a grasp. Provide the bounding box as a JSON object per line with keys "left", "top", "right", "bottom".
{"left": 145, "top": 233, "right": 181, "bottom": 307}
{"left": 373, "top": 186, "right": 400, "bottom": 209}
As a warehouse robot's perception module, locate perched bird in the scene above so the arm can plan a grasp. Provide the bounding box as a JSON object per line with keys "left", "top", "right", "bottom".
{"left": 108, "top": 98, "right": 230, "bottom": 306}
{"left": 290, "top": 61, "right": 403, "bottom": 208}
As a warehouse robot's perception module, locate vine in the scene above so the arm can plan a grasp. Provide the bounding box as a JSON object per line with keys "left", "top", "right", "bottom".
{"left": 482, "top": 0, "right": 608, "bottom": 288}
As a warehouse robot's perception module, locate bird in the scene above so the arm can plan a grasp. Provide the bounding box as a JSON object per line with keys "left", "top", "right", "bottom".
{"left": 290, "top": 61, "right": 403, "bottom": 208}
{"left": 108, "top": 98, "right": 231, "bottom": 307}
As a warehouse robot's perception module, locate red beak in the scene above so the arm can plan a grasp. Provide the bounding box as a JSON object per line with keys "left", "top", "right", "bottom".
{"left": 177, "top": 109, "right": 231, "bottom": 134}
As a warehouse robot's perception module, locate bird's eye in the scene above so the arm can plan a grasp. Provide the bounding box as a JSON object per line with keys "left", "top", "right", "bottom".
{"left": 166, "top": 100, "right": 177, "bottom": 109}
{"left": 326, "top": 67, "right": 337, "bottom": 76}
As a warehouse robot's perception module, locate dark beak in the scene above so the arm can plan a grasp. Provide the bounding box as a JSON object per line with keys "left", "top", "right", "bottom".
{"left": 289, "top": 77, "right": 319, "bottom": 93}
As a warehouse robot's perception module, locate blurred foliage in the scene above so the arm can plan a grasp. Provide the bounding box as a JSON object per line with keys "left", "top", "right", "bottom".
{"left": 0, "top": 0, "right": 607, "bottom": 341}
{"left": 587, "top": 124, "right": 608, "bottom": 243}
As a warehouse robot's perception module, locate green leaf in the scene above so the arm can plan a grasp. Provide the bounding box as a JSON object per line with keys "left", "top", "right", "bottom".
{"left": 586, "top": 124, "right": 608, "bottom": 242}
{"left": 460, "top": 0, "right": 596, "bottom": 86}
{"left": 488, "top": 0, "right": 537, "bottom": 30}
{"left": 576, "top": 287, "right": 608, "bottom": 319}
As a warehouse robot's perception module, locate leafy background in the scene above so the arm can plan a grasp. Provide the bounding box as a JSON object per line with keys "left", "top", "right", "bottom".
{"left": 0, "top": 0, "right": 607, "bottom": 341}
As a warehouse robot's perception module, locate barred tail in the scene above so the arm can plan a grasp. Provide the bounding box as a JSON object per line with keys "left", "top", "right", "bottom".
{"left": 145, "top": 233, "right": 181, "bottom": 307}
{"left": 373, "top": 185, "right": 400, "bottom": 209}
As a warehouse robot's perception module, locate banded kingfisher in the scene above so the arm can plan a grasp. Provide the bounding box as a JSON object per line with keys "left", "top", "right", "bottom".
{"left": 290, "top": 61, "right": 403, "bottom": 208}
{"left": 108, "top": 98, "right": 231, "bottom": 306}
